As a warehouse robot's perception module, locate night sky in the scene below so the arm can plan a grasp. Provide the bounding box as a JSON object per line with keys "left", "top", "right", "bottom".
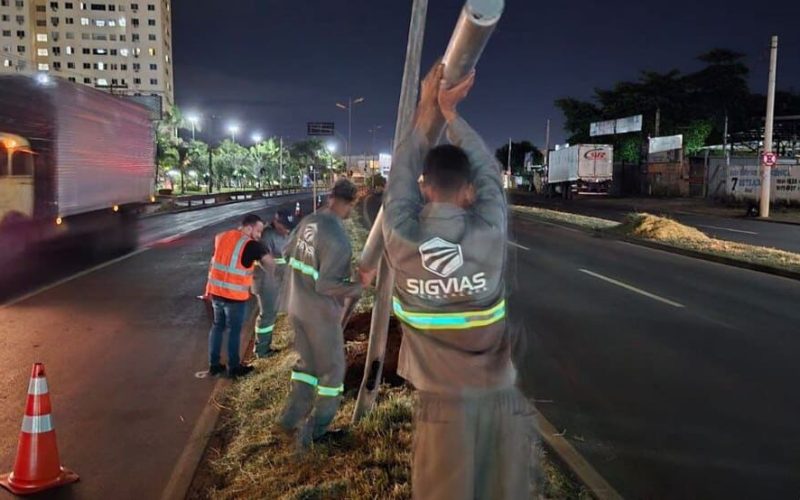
{"left": 173, "top": 0, "right": 800, "bottom": 153}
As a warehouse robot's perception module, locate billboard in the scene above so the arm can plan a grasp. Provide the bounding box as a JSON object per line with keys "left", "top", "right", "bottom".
{"left": 727, "top": 163, "right": 800, "bottom": 202}
{"left": 590, "top": 120, "right": 615, "bottom": 137}
{"left": 649, "top": 134, "right": 683, "bottom": 154}
{"left": 307, "top": 122, "right": 335, "bottom": 136}
{"left": 615, "top": 114, "right": 643, "bottom": 134}
{"left": 379, "top": 153, "right": 392, "bottom": 177}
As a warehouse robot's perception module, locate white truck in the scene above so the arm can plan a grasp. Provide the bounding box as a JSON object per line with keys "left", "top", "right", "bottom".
{"left": 546, "top": 144, "right": 613, "bottom": 198}
{"left": 0, "top": 75, "right": 155, "bottom": 263}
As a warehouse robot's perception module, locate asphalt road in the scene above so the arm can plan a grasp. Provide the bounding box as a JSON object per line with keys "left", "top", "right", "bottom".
{"left": 0, "top": 194, "right": 313, "bottom": 500}
{"left": 510, "top": 194, "right": 800, "bottom": 254}
{"left": 509, "top": 214, "right": 800, "bottom": 498}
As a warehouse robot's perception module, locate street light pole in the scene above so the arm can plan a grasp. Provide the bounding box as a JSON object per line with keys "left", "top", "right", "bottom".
{"left": 336, "top": 96, "right": 365, "bottom": 168}
{"left": 760, "top": 35, "right": 778, "bottom": 218}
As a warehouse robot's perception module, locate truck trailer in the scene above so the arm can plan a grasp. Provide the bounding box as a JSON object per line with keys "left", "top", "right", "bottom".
{"left": 546, "top": 144, "right": 613, "bottom": 198}
{"left": 0, "top": 75, "right": 155, "bottom": 262}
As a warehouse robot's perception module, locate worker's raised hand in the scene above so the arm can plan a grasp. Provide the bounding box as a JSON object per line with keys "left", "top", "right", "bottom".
{"left": 415, "top": 62, "right": 444, "bottom": 131}
{"left": 439, "top": 70, "right": 475, "bottom": 123}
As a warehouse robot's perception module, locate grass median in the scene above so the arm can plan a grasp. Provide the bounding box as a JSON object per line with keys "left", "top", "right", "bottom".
{"left": 189, "top": 217, "right": 589, "bottom": 499}
{"left": 513, "top": 206, "right": 800, "bottom": 275}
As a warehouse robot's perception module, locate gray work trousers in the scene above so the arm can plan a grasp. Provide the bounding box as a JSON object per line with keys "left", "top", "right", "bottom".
{"left": 278, "top": 314, "right": 345, "bottom": 439}
{"left": 412, "top": 387, "right": 535, "bottom": 500}
{"left": 253, "top": 272, "right": 280, "bottom": 356}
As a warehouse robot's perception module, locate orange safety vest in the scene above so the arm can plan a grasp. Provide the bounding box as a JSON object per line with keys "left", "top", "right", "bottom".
{"left": 206, "top": 229, "right": 255, "bottom": 301}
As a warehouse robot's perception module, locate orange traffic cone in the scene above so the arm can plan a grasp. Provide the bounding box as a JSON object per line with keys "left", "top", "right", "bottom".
{"left": 0, "top": 363, "right": 79, "bottom": 495}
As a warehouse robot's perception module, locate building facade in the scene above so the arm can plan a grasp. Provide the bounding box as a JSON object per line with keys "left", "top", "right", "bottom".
{"left": 0, "top": 0, "right": 173, "bottom": 108}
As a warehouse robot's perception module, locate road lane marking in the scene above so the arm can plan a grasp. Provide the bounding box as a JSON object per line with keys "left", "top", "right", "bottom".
{"left": 507, "top": 241, "right": 530, "bottom": 251}
{"left": 695, "top": 224, "right": 758, "bottom": 235}
{"left": 578, "top": 268, "right": 685, "bottom": 308}
{"left": 515, "top": 215, "right": 583, "bottom": 233}
{"left": 1, "top": 196, "right": 308, "bottom": 309}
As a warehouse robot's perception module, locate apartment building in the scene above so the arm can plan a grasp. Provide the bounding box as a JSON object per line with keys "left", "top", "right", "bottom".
{"left": 0, "top": 0, "right": 174, "bottom": 108}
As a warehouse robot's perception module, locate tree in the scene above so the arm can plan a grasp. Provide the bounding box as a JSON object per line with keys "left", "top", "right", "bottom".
{"left": 213, "top": 140, "right": 253, "bottom": 189}
{"left": 495, "top": 141, "right": 543, "bottom": 174}
{"left": 249, "top": 138, "right": 283, "bottom": 187}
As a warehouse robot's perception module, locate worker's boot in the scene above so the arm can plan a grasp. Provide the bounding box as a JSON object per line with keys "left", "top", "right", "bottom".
{"left": 254, "top": 333, "right": 273, "bottom": 358}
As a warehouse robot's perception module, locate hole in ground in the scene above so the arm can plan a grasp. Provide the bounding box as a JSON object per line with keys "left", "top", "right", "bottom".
{"left": 343, "top": 311, "right": 405, "bottom": 390}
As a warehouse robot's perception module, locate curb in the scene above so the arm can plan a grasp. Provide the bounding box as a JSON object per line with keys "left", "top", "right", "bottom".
{"left": 534, "top": 410, "right": 623, "bottom": 500}
{"left": 512, "top": 210, "right": 800, "bottom": 282}
{"left": 160, "top": 306, "right": 260, "bottom": 500}
{"left": 142, "top": 190, "right": 313, "bottom": 219}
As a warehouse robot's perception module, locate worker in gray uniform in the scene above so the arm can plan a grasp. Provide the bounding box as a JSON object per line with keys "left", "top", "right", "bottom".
{"left": 252, "top": 210, "right": 295, "bottom": 357}
{"left": 277, "top": 179, "right": 366, "bottom": 447}
{"left": 377, "top": 65, "right": 533, "bottom": 498}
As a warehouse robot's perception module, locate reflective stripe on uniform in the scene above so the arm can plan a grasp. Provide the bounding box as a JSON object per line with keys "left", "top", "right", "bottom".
{"left": 255, "top": 324, "right": 274, "bottom": 334}
{"left": 291, "top": 371, "right": 318, "bottom": 387}
{"left": 275, "top": 258, "right": 287, "bottom": 265}
{"left": 21, "top": 414, "right": 53, "bottom": 434}
{"left": 211, "top": 261, "right": 253, "bottom": 277}
{"left": 27, "top": 377, "right": 48, "bottom": 396}
{"left": 208, "top": 279, "right": 250, "bottom": 292}
{"left": 392, "top": 297, "right": 506, "bottom": 330}
{"left": 317, "top": 384, "right": 344, "bottom": 397}
{"left": 288, "top": 258, "right": 319, "bottom": 281}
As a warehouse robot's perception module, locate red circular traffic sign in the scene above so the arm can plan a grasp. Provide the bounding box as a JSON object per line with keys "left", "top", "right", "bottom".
{"left": 762, "top": 152, "right": 777, "bottom": 167}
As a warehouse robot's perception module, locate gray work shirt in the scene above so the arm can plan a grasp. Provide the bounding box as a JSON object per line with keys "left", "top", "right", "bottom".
{"left": 382, "top": 117, "right": 515, "bottom": 395}
{"left": 283, "top": 209, "right": 362, "bottom": 322}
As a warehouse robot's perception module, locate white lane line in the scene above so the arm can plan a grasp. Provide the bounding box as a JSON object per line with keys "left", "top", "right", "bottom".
{"left": 517, "top": 216, "right": 582, "bottom": 234}
{"left": 1, "top": 247, "right": 151, "bottom": 309}
{"left": 695, "top": 224, "right": 758, "bottom": 235}
{"left": 578, "top": 268, "right": 685, "bottom": 308}
{"left": 2, "top": 196, "right": 307, "bottom": 309}
{"left": 507, "top": 241, "right": 530, "bottom": 251}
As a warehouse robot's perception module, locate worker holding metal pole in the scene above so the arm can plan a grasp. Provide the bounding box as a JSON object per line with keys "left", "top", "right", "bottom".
{"left": 379, "top": 63, "right": 532, "bottom": 499}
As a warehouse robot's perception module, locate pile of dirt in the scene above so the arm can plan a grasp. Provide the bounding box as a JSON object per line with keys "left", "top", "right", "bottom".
{"left": 344, "top": 311, "right": 405, "bottom": 391}
{"left": 614, "top": 212, "right": 710, "bottom": 243}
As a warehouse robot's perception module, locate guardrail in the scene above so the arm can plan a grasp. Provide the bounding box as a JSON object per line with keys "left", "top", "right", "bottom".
{"left": 155, "top": 187, "right": 313, "bottom": 209}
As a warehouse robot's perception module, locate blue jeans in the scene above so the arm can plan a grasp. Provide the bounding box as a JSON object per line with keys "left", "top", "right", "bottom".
{"left": 208, "top": 297, "right": 247, "bottom": 369}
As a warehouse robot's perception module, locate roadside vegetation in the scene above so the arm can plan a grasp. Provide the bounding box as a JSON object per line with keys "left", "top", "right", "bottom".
{"left": 514, "top": 206, "right": 800, "bottom": 274}
{"left": 189, "top": 214, "right": 587, "bottom": 499}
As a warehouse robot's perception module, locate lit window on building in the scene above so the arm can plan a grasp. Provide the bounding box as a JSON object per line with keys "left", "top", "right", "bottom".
{"left": 118, "top": 17, "right": 126, "bottom": 27}
{"left": 120, "top": 48, "right": 128, "bottom": 56}
{"left": 97, "top": 78, "right": 108, "bottom": 86}
{"left": 38, "top": 63, "right": 49, "bottom": 71}
{"left": 148, "top": 47, "right": 155, "bottom": 56}
{"left": 37, "top": 48, "right": 48, "bottom": 56}
{"left": 80, "top": 17, "right": 89, "bottom": 25}
{"left": 2, "top": 59, "right": 11, "bottom": 67}
{"left": 36, "top": 33, "right": 48, "bottom": 42}
{"left": 95, "top": 19, "right": 105, "bottom": 27}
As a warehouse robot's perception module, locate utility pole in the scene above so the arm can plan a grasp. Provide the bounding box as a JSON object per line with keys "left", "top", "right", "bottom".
{"left": 723, "top": 112, "right": 729, "bottom": 166}
{"left": 507, "top": 137, "right": 512, "bottom": 187}
{"left": 654, "top": 107, "right": 661, "bottom": 138}
{"left": 760, "top": 35, "right": 778, "bottom": 218}
{"left": 544, "top": 119, "right": 550, "bottom": 166}
{"left": 207, "top": 147, "right": 213, "bottom": 194}
{"left": 279, "top": 136, "right": 284, "bottom": 188}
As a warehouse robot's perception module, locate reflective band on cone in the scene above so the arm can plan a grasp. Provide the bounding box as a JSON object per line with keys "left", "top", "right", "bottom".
{"left": 0, "top": 363, "right": 79, "bottom": 495}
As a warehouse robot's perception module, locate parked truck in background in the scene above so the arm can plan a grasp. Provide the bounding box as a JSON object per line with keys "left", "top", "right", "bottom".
{"left": 0, "top": 75, "right": 155, "bottom": 263}
{"left": 546, "top": 144, "right": 613, "bottom": 198}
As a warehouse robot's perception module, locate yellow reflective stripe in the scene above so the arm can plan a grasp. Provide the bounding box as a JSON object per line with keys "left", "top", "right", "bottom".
{"left": 255, "top": 324, "right": 274, "bottom": 334}
{"left": 291, "top": 371, "right": 318, "bottom": 387}
{"left": 275, "top": 258, "right": 287, "bottom": 265}
{"left": 288, "top": 258, "right": 319, "bottom": 280}
{"left": 317, "top": 384, "right": 344, "bottom": 397}
{"left": 392, "top": 297, "right": 506, "bottom": 331}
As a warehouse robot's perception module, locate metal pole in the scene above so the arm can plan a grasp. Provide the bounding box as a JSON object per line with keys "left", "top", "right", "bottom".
{"left": 279, "top": 136, "right": 284, "bottom": 188}
{"left": 313, "top": 166, "right": 317, "bottom": 213}
{"left": 760, "top": 35, "right": 778, "bottom": 218}
{"left": 544, "top": 118, "right": 550, "bottom": 166}
{"left": 507, "top": 137, "right": 512, "bottom": 180}
{"left": 723, "top": 112, "right": 729, "bottom": 166}
{"left": 354, "top": 0, "right": 504, "bottom": 421}
{"left": 352, "top": 0, "right": 428, "bottom": 422}
{"left": 208, "top": 147, "right": 213, "bottom": 194}
{"left": 348, "top": 97, "right": 353, "bottom": 161}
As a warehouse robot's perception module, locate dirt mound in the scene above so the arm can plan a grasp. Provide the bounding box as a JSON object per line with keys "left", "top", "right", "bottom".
{"left": 344, "top": 312, "right": 405, "bottom": 390}
{"left": 615, "top": 212, "right": 710, "bottom": 243}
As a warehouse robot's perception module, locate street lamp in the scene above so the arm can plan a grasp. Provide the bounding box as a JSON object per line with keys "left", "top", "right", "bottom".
{"left": 336, "top": 96, "right": 365, "bottom": 165}
{"left": 227, "top": 123, "right": 240, "bottom": 143}
{"left": 251, "top": 132, "right": 263, "bottom": 144}
{"left": 186, "top": 113, "right": 200, "bottom": 141}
